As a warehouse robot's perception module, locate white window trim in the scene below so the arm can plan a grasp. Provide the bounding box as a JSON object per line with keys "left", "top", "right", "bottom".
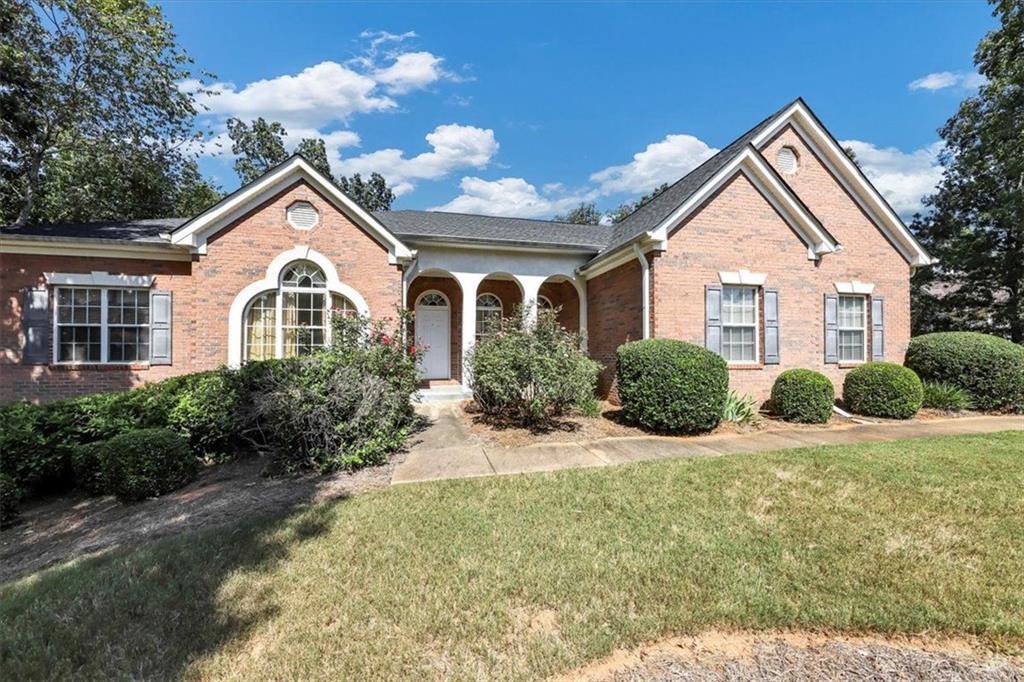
{"left": 475, "top": 293, "right": 503, "bottom": 339}
{"left": 718, "top": 269, "right": 767, "bottom": 286}
{"left": 837, "top": 294, "right": 869, "bottom": 364}
{"left": 721, "top": 285, "right": 759, "bottom": 366}
{"left": 52, "top": 286, "right": 152, "bottom": 366}
{"left": 834, "top": 280, "right": 875, "bottom": 295}
{"left": 537, "top": 295, "right": 554, "bottom": 310}
{"left": 415, "top": 290, "right": 451, "bottom": 308}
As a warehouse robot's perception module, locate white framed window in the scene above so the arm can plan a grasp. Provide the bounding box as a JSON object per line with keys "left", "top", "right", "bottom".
{"left": 537, "top": 295, "right": 554, "bottom": 311}
{"left": 242, "top": 261, "right": 356, "bottom": 361}
{"left": 475, "top": 293, "right": 503, "bottom": 340}
{"left": 721, "top": 285, "right": 758, "bottom": 363}
{"left": 55, "top": 287, "right": 150, "bottom": 364}
{"left": 838, "top": 294, "right": 867, "bottom": 363}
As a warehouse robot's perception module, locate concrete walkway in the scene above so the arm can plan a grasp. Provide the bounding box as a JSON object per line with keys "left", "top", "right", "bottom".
{"left": 392, "top": 404, "right": 1023, "bottom": 485}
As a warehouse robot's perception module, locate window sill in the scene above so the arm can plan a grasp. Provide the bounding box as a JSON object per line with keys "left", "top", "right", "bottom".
{"left": 727, "top": 363, "right": 764, "bottom": 371}
{"left": 50, "top": 363, "right": 152, "bottom": 371}
{"left": 838, "top": 362, "right": 867, "bottom": 369}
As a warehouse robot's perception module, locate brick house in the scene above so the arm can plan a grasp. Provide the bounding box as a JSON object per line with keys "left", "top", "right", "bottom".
{"left": 0, "top": 99, "right": 933, "bottom": 404}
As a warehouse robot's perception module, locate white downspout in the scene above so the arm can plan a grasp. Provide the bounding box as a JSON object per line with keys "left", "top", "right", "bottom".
{"left": 632, "top": 243, "right": 650, "bottom": 339}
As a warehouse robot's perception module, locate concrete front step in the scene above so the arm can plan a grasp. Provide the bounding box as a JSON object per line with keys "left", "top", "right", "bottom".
{"left": 415, "top": 385, "right": 473, "bottom": 403}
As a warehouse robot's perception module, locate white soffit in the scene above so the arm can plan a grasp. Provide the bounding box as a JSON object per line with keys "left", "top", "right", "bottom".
{"left": 719, "top": 269, "right": 768, "bottom": 286}
{"left": 45, "top": 271, "right": 154, "bottom": 287}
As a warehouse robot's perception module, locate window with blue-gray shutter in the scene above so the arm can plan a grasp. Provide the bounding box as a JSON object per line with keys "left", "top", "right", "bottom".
{"left": 150, "top": 290, "right": 173, "bottom": 365}
{"left": 705, "top": 284, "right": 722, "bottom": 355}
{"left": 872, "top": 296, "right": 885, "bottom": 361}
{"left": 21, "top": 286, "right": 49, "bottom": 364}
{"left": 824, "top": 293, "right": 839, "bottom": 363}
{"left": 763, "top": 288, "right": 780, "bottom": 364}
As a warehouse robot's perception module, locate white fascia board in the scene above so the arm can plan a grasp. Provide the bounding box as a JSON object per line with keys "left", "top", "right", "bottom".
{"left": 1, "top": 237, "right": 192, "bottom": 262}
{"left": 170, "top": 156, "right": 413, "bottom": 264}
{"left": 647, "top": 147, "right": 835, "bottom": 255}
{"left": 750, "top": 102, "right": 934, "bottom": 267}
{"left": 45, "top": 271, "right": 154, "bottom": 287}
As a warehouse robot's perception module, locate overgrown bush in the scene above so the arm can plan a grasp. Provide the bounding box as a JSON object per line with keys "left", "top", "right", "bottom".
{"left": 722, "top": 391, "right": 759, "bottom": 424}
{"left": 241, "top": 311, "right": 422, "bottom": 472}
{"left": 99, "top": 428, "right": 197, "bottom": 502}
{"left": 771, "top": 369, "right": 835, "bottom": 424}
{"left": 0, "top": 473, "right": 21, "bottom": 526}
{"left": 843, "top": 362, "right": 923, "bottom": 419}
{"left": 922, "top": 381, "right": 974, "bottom": 412}
{"left": 905, "top": 332, "right": 1024, "bottom": 412}
{"left": 467, "top": 308, "right": 601, "bottom": 425}
{"left": 165, "top": 369, "right": 240, "bottom": 460}
{"left": 71, "top": 441, "right": 108, "bottom": 495}
{"left": 0, "top": 401, "right": 65, "bottom": 492}
{"left": 616, "top": 339, "right": 727, "bottom": 433}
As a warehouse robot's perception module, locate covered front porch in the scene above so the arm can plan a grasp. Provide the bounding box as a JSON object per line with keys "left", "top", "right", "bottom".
{"left": 403, "top": 245, "right": 590, "bottom": 388}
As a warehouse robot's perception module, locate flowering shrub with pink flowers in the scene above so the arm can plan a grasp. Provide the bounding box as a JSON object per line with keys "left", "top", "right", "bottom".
{"left": 241, "top": 308, "right": 424, "bottom": 472}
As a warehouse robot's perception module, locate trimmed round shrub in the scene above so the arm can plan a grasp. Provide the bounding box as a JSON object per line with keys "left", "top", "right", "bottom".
{"left": 71, "top": 441, "right": 109, "bottom": 495}
{"left": 99, "top": 428, "right": 197, "bottom": 502}
{"left": 771, "top": 369, "right": 835, "bottom": 423}
{"left": 843, "top": 362, "right": 923, "bottom": 419}
{"left": 616, "top": 339, "right": 728, "bottom": 433}
{"left": 0, "top": 473, "right": 22, "bottom": 526}
{"left": 905, "top": 332, "right": 1024, "bottom": 412}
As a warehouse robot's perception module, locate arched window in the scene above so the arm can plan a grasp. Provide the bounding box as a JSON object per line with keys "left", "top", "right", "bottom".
{"left": 243, "top": 261, "right": 357, "bottom": 361}
{"left": 537, "top": 295, "right": 554, "bottom": 310}
{"left": 417, "top": 292, "right": 449, "bottom": 307}
{"left": 475, "top": 293, "right": 503, "bottom": 340}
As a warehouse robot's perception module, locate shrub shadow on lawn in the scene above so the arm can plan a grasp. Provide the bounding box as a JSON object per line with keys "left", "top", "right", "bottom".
{"left": 0, "top": 487, "right": 344, "bottom": 679}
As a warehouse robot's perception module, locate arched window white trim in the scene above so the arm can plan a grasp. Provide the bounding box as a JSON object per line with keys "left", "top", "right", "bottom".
{"left": 475, "top": 293, "right": 503, "bottom": 339}
{"left": 416, "top": 290, "right": 450, "bottom": 308}
{"left": 227, "top": 246, "right": 369, "bottom": 366}
{"left": 537, "top": 295, "right": 554, "bottom": 310}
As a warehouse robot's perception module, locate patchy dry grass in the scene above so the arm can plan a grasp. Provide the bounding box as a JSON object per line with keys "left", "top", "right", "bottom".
{"left": 1, "top": 432, "right": 1022, "bottom": 680}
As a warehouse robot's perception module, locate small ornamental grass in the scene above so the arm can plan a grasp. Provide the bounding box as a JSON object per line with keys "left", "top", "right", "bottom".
{"left": 843, "top": 362, "right": 923, "bottom": 419}
{"left": 722, "top": 391, "right": 759, "bottom": 425}
{"left": 616, "top": 339, "right": 727, "bottom": 433}
{"left": 922, "top": 381, "right": 974, "bottom": 412}
{"left": 905, "top": 332, "right": 1024, "bottom": 412}
{"left": 771, "top": 369, "right": 835, "bottom": 424}
{"left": 467, "top": 308, "right": 601, "bottom": 426}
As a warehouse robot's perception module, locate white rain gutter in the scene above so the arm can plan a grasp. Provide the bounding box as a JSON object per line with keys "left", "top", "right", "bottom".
{"left": 632, "top": 243, "right": 650, "bottom": 339}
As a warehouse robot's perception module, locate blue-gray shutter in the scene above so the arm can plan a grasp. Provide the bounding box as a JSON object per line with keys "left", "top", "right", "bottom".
{"left": 871, "top": 296, "right": 885, "bottom": 361}
{"left": 705, "top": 284, "right": 722, "bottom": 355}
{"left": 150, "top": 290, "right": 172, "bottom": 365}
{"left": 824, "top": 293, "right": 839, "bottom": 364}
{"left": 764, "top": 288, "right": 780, "bottom": 365}
{"left": 21, "top": 286, "right": 49, "bottom": 364}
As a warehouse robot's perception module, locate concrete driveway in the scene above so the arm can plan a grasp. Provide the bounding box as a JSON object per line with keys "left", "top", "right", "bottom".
{"left": 392, "top": 404, "right": 1023, "bottom": 485}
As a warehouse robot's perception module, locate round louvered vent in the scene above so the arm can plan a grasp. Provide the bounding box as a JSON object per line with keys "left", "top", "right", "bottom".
{"left": 777, "top": 146, "right": 799, "bottom": 175}
{"left": 286, "top": 201, "right": 319, "bottom": 230}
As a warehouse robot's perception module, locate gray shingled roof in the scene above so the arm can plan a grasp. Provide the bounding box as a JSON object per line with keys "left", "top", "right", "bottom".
{"left": 599, "top": 99, "right": 798, "bottom": 257}
{"left": 375, "top": 210, "right": 614, "bottom": 250}
{"left": 1, "top": 218, "right": 187, "bottom": 243}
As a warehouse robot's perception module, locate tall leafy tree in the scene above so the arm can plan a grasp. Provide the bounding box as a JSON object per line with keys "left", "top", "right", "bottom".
{"left": 608, "top": 183, "right": 669, "bottom": 223}
{"left": 554, "top": 202, "right": 602, "bottom": 225}
{"left": 1, "top": 0, "right": 214, "bottom": 226}
{"left": 336, "top": 173, "right": 395, "bottom": 212}
{"left": 294, "top": 138, "right": 335, "bottom": 183}
{"left": 912, "top": 0, "right": 1024, "bottom": 341}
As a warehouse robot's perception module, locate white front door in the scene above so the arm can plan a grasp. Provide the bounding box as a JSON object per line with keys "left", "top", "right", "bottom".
{"left": 415, "top": 293, "right": 450, "bottom": 379}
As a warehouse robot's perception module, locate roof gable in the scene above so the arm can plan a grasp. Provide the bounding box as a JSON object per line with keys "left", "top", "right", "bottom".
{"left": 169, "top": 155, "right": 413, "bottom": 264}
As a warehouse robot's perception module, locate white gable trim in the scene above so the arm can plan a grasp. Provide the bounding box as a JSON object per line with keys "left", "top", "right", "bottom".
{"left": 647, "top": 146, "right": 838, "bottom": 258}
{"left": 170, "top": 156, "right": 413, "bottom": 265}
{"left": 750, "top": 100, "right": 935, "bottom": 267}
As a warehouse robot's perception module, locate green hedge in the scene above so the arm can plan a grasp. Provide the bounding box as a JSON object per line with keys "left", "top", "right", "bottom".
{"left": 843, "top": 362, "right": 923, "bottom": 419}
{"left": 905, "top": 332, "right": 1024, "bottom": 412}
{"left": 771, "top": 369, "right": 835, "bottom": 424}
{"left": 616, "top": 339, "right": 727, "bottom": 433}
{"left": 99, "top": 429, "right": 197, "bottom": 502}
{"left": 0, "top": 474, "right": 21, "bottom": 527}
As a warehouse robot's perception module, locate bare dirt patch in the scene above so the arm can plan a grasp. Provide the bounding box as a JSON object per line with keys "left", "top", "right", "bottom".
{"left": 0, "top": 452, "right": 401, "bottom": 583}
{"left": 555, "top": 630, "right": 1022, "bottom": 681}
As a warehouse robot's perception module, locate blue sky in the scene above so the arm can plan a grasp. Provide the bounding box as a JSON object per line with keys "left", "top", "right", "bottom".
{"left": 162, "top": 1, "right": 996, "bottom": 220}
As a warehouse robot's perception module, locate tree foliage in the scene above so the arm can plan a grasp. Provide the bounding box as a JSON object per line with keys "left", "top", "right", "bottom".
{"left": 554, "top": 202, "right": 603, "bottom": 225}
{"left": 336, "top": 173, "right": 395, "bottom": 212}
{"left": 911, "top": 0, "right": 1024, "bottom": 341}
{"left": 1, "top": 0, "right": 218, "bottom": 225}
{"left": 608, "top": 183, "right": 669, "bottom": 223}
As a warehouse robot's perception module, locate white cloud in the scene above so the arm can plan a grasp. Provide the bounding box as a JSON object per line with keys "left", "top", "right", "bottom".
{"left": 909, "top": 70, "right": 986, "bottom": 91}
{"left": 590, "top": 134, "right": 718, "bottom": 195}
{"left": 373, "top": 51, "right": 448, "bottom": 95}
{"left": 336, "top": 124, "right": 498, "bottom": 195}
{"left": 431, "top": 177, "right": 590, "bottom": 218}
{"left": 841, "top": 139, "right": 944, "bottom": 217}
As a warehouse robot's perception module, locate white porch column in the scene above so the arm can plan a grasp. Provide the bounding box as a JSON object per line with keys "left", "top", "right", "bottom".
{"left": 453, "top": 272, "right": 485, "bottom": 389}
{"left": 517, "top": 275, "right": 547, "bottom": 327}
{"left": 573, "top": 275, "right": 588, "bottom": 351}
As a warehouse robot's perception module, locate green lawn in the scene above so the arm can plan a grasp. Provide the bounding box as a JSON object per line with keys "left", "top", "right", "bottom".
{"left": 2, "top": 432, "right": 1022, "bottom": 680}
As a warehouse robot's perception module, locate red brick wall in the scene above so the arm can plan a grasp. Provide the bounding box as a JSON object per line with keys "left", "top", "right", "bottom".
{"left": 477, "top": 278, "right": 523, "bottom": 314}
{"left": 649, "top": 131, "right": 911, "bottom": 402}
{"left": 587, "top": 259, "right": 644, "bottom": 398}
{"left": 1, "top": 180, "right": 402, "bottom": 402}
{"left": 408, "top": 276, "right": 463, "bottom": 382}
{"left": 539, "top": 280, "right": 580, "bottom": 332}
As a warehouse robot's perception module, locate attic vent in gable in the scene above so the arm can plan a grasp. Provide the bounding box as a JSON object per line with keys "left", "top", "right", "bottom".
{"left": 287, "top": 201, "right": 319, "bottom": 230}
{"left": 777, "top": 146, "right": 799, "bottom": 175}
